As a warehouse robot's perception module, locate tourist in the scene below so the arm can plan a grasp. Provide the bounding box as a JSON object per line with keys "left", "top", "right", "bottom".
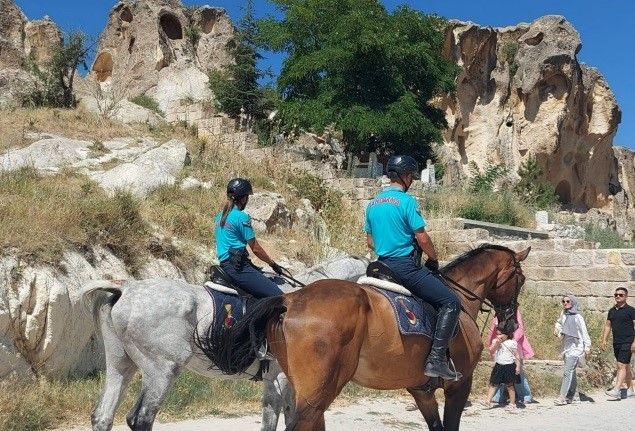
{"left": 601, "top": 287, "right": 635, "bottom": 400}
{"left": 483, "top": 326, "right": 521, "bottom": 411}
{"left": 488, "top": 308, "right": 536, "bottom": 406}
{"left": 553, "top": 294, "right": 591, "bottom": 405}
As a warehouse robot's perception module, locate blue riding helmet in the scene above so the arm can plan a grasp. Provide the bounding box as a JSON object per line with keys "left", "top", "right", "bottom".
{"left": 386, "top": 155, "right": 419, "bottom": 177}
{"left": 227, "top": 178, "right": 253, "bottom": 200}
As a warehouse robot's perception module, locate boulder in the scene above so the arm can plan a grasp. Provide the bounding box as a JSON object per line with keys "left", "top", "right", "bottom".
{"left": 0, "top": 68, "right": 38, "bottom": 109}
{"left": 89, "top": 139, "right": 188, "bottom": 197}
{"left": 246, "top": 192, "right": 293, "bottom": 233}
{"left": 1, "top": 135, "right": 190, "bottom": 197}
{"left": 437, "top": 16, "right": 621, "bottom": 210}
{"left": 295, "top": 198, "right": 330, "bottom": 246}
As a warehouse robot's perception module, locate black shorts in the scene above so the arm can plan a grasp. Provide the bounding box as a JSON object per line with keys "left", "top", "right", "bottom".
{"left": 613, "top": 343, "right": 633, "bottom": 364}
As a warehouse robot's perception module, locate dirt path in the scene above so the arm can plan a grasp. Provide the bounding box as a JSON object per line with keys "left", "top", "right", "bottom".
{"left": 64, "top": 391, "right": 632, "bottom": 431}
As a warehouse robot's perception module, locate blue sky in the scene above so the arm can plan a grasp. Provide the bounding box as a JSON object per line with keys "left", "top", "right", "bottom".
{"left": 15, "top": 0, "right": 635, "bottom": 147}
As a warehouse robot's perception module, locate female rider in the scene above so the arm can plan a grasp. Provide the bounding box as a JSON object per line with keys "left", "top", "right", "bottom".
{"left": 215, "top": 178, "right": 284, "bottom": 298}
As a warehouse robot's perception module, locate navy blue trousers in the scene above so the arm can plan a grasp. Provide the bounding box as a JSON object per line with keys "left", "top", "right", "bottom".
{"left": 220, "top": 260, "right": 284, "bottom": 299}
{"left": 380, "top": 255, "right": 459, "bottom": 309}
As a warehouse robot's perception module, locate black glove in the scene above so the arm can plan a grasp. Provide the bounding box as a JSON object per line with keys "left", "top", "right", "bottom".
{"left": 270, "top": 262, "right": 285, "bottom": 275}
{"left": 424, "top": 259, "right": 439, "bottom": 272}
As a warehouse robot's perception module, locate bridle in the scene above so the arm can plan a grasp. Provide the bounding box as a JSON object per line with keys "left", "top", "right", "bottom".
{"left": 439, "top": 250, "right": 523, "bottom": 334}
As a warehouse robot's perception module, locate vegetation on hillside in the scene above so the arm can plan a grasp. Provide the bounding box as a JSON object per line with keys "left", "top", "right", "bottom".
{"left": 256, "top": 0, "right": 458, "bottom": 162}
{"left": 209, "top": 0, "right": 277, "bottom": 127}
{"left": 25, "top": 31, "right": 89, "bottom": 108}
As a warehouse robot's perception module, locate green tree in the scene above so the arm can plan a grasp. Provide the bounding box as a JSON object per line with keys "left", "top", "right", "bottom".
{"left": 209, "top": 0, "right": 275, "bottom": 123}
{"left": 514, "top": 156, "right": 558, "bottom": 208}
{"left": 467, "top": 161, "right": 507, "bottom": 193}
{"left": 257, "top": 0, "right": 458, "bottom": 161}
{"left": 26, "top": 32, "right": 89, "bottom": 108}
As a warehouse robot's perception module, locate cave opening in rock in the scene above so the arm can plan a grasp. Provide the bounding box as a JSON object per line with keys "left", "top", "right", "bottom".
{"left": 92, "top": 52, "right": 113, "bottom": 82}
{"left": 555, "top": 180, "right": 572, "bottom": 204}
{"left": 159, "top": 13, "right": 183, "bottom": 40}
{"left": 200, "top": 8, "right": 218, "bottom": 34}
{"left": 120, "top": 7, "right": 133, "bottom": 23}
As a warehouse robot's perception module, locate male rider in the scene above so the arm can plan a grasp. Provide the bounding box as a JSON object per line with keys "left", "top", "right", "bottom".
{"left": 364, "top": 155, "right": 462, "bottom": 380}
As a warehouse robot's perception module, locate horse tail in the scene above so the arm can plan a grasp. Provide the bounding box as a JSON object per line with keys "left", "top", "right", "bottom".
{"left": 80, "top": 280, "right": 124, "bottom": 344}
{"left": 194, "top": 295, "right": 286, "bottom": 375}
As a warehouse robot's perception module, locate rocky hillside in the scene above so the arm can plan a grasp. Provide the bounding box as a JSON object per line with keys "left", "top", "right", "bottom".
{"left": 437, "top": 16, "right": 621, "bottom": 212}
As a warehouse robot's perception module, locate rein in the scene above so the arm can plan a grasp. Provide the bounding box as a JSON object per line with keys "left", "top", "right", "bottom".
{"left": 438, "top": 252, "right": 522, "bottom": 335}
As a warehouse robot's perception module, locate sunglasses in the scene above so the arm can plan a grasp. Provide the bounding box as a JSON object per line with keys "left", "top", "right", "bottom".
{"left": 614, "top": 293, "right": 626, "bottom": 298}
{"left": 562, "top": 299, "right": 571, "bottom": 304}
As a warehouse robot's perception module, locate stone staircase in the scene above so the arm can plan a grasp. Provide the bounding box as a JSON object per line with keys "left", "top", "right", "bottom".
{"left": 165, "top": 100, "right": 259, "bottom": 151}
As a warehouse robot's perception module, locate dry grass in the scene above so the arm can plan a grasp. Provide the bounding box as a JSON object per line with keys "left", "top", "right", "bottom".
{"left": 0, "top": 107, "right": 207, "bottom": 155}
{"left": 0, "top": 168, "right": 150, "bottom": 269}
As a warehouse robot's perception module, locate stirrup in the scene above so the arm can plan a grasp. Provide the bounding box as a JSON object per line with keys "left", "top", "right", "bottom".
{"left": 256, "top": 340, "right": 273, "bottom": 360}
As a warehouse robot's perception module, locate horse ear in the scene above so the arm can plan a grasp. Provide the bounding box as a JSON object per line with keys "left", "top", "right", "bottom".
{"left": 515, "top": 247, "right": 531, "bottom": 262}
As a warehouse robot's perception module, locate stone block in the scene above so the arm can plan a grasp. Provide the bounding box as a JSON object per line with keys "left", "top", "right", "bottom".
{"left": 551, "top": 267, "right": 587, "bottom": 281}
{"left": 524, "top": 251, "right": 570, "bottom": 267}
{"left": 620, "top": 251, "right": 635, "bottom": 266}
{"left": 586, "top": 267, "right": 631, "bottom": 282}
{"left": 594, "top": 250, "right": 608, "bottom": 265}
{"left": 607, "top": 250, "right": 622, "bottom": 266}
{"left": 569, "top": 252, "right": 593, "bottom": 267}
{"left": 522, "top": 266, "right": 556, "bottom": 281}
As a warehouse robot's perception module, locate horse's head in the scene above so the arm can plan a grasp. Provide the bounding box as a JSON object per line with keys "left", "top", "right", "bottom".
{"left": 486, "top": 246, "right": 531, "bottom": 332}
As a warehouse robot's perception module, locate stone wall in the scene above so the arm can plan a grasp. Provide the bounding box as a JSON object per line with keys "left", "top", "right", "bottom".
{"left": 427, "top": 218, "right": 634, "bottom": 312}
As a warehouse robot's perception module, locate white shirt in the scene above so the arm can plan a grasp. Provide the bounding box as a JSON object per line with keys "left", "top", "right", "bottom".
{"left": 554, "top": 313, "right": 592, "bottom": 358}
{"left": 495, "top": 339, "right": 518, "bottom": 365}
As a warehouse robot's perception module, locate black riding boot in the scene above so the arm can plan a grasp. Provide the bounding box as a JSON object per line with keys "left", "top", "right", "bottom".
{"left": 425, "top": 303, "right": 463, "bottom": 380}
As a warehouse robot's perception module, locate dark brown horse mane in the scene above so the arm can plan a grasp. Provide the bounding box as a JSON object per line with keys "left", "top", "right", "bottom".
{"left": 441, "top": 243, "right": 515, "bottom": 272}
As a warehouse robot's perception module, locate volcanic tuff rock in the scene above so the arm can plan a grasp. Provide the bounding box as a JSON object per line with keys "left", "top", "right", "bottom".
{"left": 0, "top": 0, "right": 63, "bottom": 107}
{"left": 437, "top": 15, "right": 621, "bottom": 210}
{"left": 86, "top": 0, "right": 234, "bottom": 115}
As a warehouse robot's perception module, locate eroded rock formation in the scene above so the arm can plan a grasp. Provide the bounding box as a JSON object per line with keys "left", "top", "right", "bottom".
{"left": 87, "top": 0, "right": 234, "bottom": 114}
{"left": 0, "top": 0, "right": 62, "bottom": 108}
{"left": 437, "top": 16, "right": 622, "bottom": 210}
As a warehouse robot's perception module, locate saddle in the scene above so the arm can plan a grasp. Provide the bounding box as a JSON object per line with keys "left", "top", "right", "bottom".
{"left": 203, "top": 265, "right": 270, "bottom": 380}
{"left": 359, "top": 261, "right": 437, "bottom": 338}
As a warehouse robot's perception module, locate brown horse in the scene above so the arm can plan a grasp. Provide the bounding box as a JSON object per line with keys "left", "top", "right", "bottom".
{"left": 196, "top": 244, "right": 531, "bottom": 431}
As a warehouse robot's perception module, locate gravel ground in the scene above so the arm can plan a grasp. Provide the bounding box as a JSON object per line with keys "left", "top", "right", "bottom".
{"left": 63, "top": 390, "right": 634, "bottom": 431}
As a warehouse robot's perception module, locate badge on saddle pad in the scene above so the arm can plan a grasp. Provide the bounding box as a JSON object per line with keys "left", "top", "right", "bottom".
{"left": 224, "top": 303, "right": 236, "bottom": 328}
{"left": 375, "top": 289, "right": 435, "bottom": 337}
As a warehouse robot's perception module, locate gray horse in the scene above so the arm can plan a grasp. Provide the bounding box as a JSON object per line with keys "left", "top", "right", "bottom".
{"left": 81, "top": 256, "right": 368, "bottom": 431}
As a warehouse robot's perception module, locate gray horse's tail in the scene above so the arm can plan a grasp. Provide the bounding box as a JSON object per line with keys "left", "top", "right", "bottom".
{"left": 81, "top": 280, "right": 124, "bottom": 341}
{"left": 194, "top": 295, "right": 286, "bottom": 376}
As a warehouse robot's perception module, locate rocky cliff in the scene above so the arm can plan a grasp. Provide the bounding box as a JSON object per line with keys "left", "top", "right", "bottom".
{"left": 85, "top": 0, "right": 234, "bottom": 115}
{"left": 437, "top": 15, "right": 622, "bottom": 211}
{"left": 0, "top": 0, "right": 62, "bottom": 108}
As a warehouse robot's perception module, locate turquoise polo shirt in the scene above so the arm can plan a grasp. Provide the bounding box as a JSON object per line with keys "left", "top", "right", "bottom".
{"left": 214, "top": 207, "right": 256, "bottom": 262}
{"left": 364, "top": 186, "right": 427, "bottom": 257}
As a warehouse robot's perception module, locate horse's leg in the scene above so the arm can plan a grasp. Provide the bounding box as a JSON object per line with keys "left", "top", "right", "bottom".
{"left": 407, "top": 387, "right": 444, "bottom": 431}
{"left": 442, "top": 375, "right": 473, "bottom": 431}
{"left": 125, "top": 358, "right": 181, "bottom": 431}
{"left": 282, "top": 377, "right": 296, "bottom": 427}
{"left": 260, "top": 365, "right": 289, "bottom": 431}
{"left": 91, "top": 348, "right": 136, "bottom": 431}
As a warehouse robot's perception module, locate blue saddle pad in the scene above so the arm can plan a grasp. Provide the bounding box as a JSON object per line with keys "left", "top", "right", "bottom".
{"left": 204, "top": 287, "right": 246, "bottom": 330}
{"left": 372, "top": 287, "right": 436, "bottom": 338}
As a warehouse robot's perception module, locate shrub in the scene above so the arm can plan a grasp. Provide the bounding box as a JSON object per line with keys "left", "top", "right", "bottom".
{"left": 584, "top": 225, "right": 631, "bottom": 249}
{"left": 456, "top": 190, "right": 524, "bottom": 226}
{"left": 24, "top": 32, "right": 88, "bottom": 108}
{"left": 467, "top": 161, "right": 507, "bottom": 193}
{"left": 514, "top": 156, "right": 558, "bottom": 209}
{"left": 129, "top": 95, "right": 163, "bottom": 116}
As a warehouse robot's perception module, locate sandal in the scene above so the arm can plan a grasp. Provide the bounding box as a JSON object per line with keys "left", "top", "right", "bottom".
{"left": 554, "top": 398, "right": 567, "bottom": 406}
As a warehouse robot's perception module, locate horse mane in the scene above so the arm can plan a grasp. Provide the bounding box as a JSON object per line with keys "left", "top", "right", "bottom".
{"left": 441, "top": 243, "right": 515, "bottom": 272}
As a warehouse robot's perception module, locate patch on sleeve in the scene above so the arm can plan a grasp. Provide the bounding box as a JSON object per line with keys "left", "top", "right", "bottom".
{"left": 242, "top": 219, "right": 252, "bottom": 228}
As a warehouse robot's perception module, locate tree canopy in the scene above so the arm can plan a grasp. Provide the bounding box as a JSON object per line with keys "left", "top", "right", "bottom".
{"left": 209, "top": 0, "right": 276, "bottom": 123}
{"left": 257, "top": 0, "right": 458, "bottom": 161}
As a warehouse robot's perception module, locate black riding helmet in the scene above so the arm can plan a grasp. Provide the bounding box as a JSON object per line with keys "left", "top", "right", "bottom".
{"left": 226, "top": 178, "right": 253, "bottom": 201}
{"left": 386, "top": 155, "right": 419, "bottom": 177}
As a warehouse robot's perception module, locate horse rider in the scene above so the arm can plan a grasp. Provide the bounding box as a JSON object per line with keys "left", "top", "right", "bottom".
{"left": 215, "top": 178, "right": 285, "bottom": 298}
{"left": 364, "top": 155, "right": 462, "bottom": 380}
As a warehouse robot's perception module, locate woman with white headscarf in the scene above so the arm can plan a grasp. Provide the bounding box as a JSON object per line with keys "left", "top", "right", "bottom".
{"left": 553, "top": 293, "right": 592, "bottom": 405}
